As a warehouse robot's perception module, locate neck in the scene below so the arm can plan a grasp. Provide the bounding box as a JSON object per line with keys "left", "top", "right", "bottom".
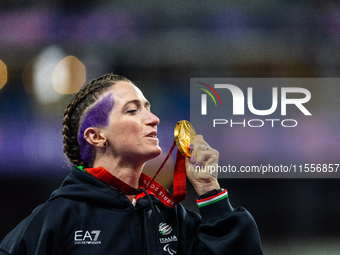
{"left": 92, "top": 157, "right": 144, "bottom": 189}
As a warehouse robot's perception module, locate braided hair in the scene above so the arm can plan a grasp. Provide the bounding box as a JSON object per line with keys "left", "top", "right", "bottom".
{"left": 62, "top": 74, "right": 131, "bottom": 167}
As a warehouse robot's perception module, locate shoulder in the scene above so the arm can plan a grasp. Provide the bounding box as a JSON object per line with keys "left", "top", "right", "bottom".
{"left": 0, "top": 197, "right": 80, "bottom": 254}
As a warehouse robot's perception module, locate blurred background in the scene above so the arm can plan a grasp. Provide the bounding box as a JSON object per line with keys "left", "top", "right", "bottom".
{"left": 1, "top": 1, "right": 340, "bottom": 254}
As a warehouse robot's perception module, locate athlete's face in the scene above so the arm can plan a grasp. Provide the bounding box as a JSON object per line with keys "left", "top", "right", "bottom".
{"left": 103, "top": 81, "right": 162, "bottom": 163}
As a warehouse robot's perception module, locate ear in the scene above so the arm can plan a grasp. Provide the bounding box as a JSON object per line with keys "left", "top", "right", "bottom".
{"left": 83, "top": 127, "right": 107, "bottom": 148}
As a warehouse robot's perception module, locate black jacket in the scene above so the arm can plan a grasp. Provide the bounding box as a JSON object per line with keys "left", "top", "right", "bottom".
{"left": 0, "top": 166, "right": 263, "bottom": 254}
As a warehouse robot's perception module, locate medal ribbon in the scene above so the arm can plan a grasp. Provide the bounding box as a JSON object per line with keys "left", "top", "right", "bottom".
{"left": 83, "top": 141, "right": 186, "bottom": 208}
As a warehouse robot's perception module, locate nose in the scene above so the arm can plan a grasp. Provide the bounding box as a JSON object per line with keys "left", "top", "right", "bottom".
{"left": 147, "top": 111, "right": 160, "bottom": 127}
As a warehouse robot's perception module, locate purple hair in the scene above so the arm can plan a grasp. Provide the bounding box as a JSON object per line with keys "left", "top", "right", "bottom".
{"left": 77, "top": 93, "right": 115, "bottom": 166}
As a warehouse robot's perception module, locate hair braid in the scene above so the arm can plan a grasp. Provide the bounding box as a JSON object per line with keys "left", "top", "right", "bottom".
{"left": 62, "top": 74, "right": 131, "bottom": 167}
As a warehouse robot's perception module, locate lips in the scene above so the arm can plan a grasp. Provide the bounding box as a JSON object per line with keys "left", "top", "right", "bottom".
{"left": 146, "top": 131, "right": 157, "bottom": 138}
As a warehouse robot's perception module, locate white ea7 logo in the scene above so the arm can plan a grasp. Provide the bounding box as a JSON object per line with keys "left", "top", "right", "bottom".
{"left": 201, "top": 85, "right": 312, "bottom": 116}
{"left": 74, "top": 230, "right": 101, "bottom": 241}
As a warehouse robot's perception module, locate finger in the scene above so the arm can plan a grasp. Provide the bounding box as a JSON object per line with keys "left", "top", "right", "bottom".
{"left": 193, "top": 142, "right": 216, "bottom": 164}
{"left": 195, "top": 150, "right": 211, "bottom": 166}
{"left": 189, "top": 135, "right": 203, "bottom": 162}
{"left": 189, "top": 135, "right": 208, "bottom": 162}
{"left": 185, "top": 157, "right": 191, "bottom": 175}
{"left": 185, "top": 157, "right": 198, "bottom": 179}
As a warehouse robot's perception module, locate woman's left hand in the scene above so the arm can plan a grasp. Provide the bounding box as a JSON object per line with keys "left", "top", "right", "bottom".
{"left": 185, "top": 135, "right": 221, "bottom": 196}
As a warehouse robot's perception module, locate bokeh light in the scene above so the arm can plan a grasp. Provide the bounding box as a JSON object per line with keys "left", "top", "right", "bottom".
{"left": 33, "top": 45, "right": 66, "bottom": 104}
{"left": 0, "top": 60, "right": 8, "bottom": 90}
{"left": 52, "top": 56, "right": 86, "bottom": 94}
{"left": 22, "top": 57, "right": 37, "bottom": 94}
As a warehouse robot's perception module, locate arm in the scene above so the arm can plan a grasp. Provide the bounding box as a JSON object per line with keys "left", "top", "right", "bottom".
{"left": 182, "top": 135, "right": 263, "bottom": 254}
{"left": 0, "top": 204, "right": 62, "bottom": 255}
{"left": 195, "top": 190, "right": 263, "bottom": 254}
{"left": 176, "top": 190, "right": 263, "bottom": 255}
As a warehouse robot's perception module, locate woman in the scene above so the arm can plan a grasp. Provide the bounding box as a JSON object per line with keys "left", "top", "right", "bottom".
{"left": 0, "top": 74, "right": 263, "bottom": 255}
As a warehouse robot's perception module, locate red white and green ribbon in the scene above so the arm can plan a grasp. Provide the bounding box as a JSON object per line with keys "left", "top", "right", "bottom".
{"left": 196, "top": 189, "right": 228, "bottom": 208}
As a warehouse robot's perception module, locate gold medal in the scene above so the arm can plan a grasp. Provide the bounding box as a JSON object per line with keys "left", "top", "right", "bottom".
{"left": 174, "top": 120, "right": 196, "bottom": 157}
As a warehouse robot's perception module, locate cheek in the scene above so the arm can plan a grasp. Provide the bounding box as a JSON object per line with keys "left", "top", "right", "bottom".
{"left": 127, "top": 123, "right": 141, "bottom": 134}
{"left": 112, "top": 120, "right": 141, "bottom": 141}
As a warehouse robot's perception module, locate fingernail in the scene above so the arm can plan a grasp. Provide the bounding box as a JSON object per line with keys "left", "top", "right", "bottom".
{"left": 194, "top": 163, "right": 198, "bottom": 168}
{"left": 190, "top": 156, "right": 195, "bottom": 162}
{"left": 189, "top": 143, "right": 193, "bottom": 148}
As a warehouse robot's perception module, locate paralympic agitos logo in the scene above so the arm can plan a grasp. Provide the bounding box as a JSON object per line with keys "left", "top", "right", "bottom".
{"left": 197, "top": 82, "right": 312, "bottom": 128}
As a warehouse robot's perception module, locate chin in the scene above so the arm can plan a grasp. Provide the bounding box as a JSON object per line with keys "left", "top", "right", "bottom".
{"left": 147, "top": 147, "right": 162, "bottom": 160}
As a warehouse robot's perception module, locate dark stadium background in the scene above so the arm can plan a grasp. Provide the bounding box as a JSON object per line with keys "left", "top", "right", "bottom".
{"left": 1, "top": 1, "right": 340, "bottom": 254}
